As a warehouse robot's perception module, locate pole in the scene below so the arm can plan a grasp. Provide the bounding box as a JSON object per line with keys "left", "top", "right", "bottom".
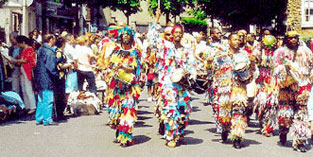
{"left": 22, "top": 0, "right": 27, "bottom": 35}
{"left": 158, "top": 0, "right": 160, "bottom": 9}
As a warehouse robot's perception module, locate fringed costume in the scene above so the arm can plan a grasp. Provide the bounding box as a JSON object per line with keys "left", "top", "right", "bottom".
{"left": 253, "top": 47, "right": 279, "bottom": 137}
{"left": 273, "top": 44, "right": 313, "bottom": 151}
{"left": 212, "top": 50, "right": 252, "bottom": 146}
{"left": 104, "top": 27, "right": 142, "bottom": 146}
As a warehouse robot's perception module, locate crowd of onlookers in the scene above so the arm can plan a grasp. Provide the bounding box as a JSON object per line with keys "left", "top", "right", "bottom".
{"left": 0, "top": 29, "right": 105, "bottom": 125}
{"left": 1, "top": 26, "right": 313, "bottom": 126}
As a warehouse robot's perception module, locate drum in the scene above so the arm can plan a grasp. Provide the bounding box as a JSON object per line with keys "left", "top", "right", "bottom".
{"left": 235, "top": 62, "right": 252, "bottom": 81}
{"left": 171, "top": 68, "right": 191, "bottom": 88}
{"left": 193, "top": 70, "right": 209, "bottom": 94}
{"left": 115, "top": 69, "right": 135, "bottom": 85}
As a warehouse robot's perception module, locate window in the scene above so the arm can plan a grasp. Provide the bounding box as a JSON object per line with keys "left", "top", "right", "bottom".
{"left": 302, "top": 0, "right": 313, "bottom": 27}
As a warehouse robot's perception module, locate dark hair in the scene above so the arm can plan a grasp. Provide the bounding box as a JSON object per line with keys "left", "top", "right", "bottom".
{"left": 30, "top": 39, "right": 41, "bottom": 50}
{"left": 55, "top": 37, "right": 66, "bottom": 48}
{"left": 16, "top": 35, "right": 31, "bottom": 46}
{"left": 43, "top": 34, "right": 55, "bottom": 43}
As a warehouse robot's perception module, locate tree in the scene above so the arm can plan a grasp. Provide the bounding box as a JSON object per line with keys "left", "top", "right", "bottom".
{"left": 108, "top": 0, "right": 142, "bottom": 25}
{"left": 147, "top": 0, "right": 195, "bottom": 23}
{"left": 197, "top": 0, "right": 287, "bottom": 32}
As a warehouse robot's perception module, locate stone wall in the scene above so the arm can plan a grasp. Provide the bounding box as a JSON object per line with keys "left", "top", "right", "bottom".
{"left": 286, "top": 0, "right": 302, "bottom": 32}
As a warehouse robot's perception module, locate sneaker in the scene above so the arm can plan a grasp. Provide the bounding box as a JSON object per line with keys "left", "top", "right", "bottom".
{"left": 36, "top": 121, "right": 43, "bottom": 125}
{"left": 166, "top": 140, "right": 176, "bottom": 148}
{"left": 233, "top": 139, "right": 242, "bottom": 149}
{"left": 44, "top": 122, "right": 58, "bottom": 126}
{"left": 27, "top": 109, "right": 36, "bottom": 115}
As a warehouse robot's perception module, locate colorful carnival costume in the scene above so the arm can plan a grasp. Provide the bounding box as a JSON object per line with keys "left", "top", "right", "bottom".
{"left": 207, "top": 41, "right": 228, "bottom": 134}
{"left": 212, "top": 49, "right": 253, "bottom": 148}
{"left": 253, "top": 35, "right": 279, "bottom": 137}
{"left": 273, "top": 41, "right": 313, "bottom": 152}
{"left": 147, "top": 23, "right": 193, "bottom": 147}
{"left": 104, "top": 27, "right": 142, "bottom": 146}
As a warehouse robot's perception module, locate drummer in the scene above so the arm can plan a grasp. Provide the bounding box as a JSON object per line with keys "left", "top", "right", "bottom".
{"left": 149, "top": 9, "right": 193, "bottom": 147}
{"left": 104, "top": 26, "right": 142, "bottom": 147}
{"left": 273, "top": 31, "right": 313, "bottom": 152}
{"left": 211, "top": 33, "right": 255, "bottom": 149}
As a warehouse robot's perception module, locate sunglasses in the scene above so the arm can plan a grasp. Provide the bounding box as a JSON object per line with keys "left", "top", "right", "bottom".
{"left": 165, "top": 34, "right": 171, "bottom": 36}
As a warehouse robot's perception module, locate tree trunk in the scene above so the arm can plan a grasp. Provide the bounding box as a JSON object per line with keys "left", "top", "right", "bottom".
{"left": 166, "top": 12, "right": 170, "bottom": 24}
{"left": 127, "top": 16, "right": 130, "bottom": 25}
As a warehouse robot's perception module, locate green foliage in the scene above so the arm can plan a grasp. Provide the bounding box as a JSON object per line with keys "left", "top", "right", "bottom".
{"left": 109, "top": 0, "right": 142, "bottom": 17}
{"left": 181, "top": 17, "right": 207, "bottom": 27}
{"left": 197, "top": 0, "right": 287, "bottom": 29}
{"left": 147, "top": 0, "right": 194, "bottom": 17}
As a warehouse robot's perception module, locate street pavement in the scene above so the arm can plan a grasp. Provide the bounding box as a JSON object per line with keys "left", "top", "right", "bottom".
{"left": 1, "top": 89, "right": 313, "bottom": 157}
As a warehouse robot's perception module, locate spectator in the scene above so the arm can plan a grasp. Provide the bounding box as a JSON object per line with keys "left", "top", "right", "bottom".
{"left": 74, "top": 36, "right": 96, "bottom": 93}
{"left": 63, "top": 33, "right": 78, "bottom": 94}
{"left": 54, "top": 37, "right": 72, "bottom": 121}
{"left": 13, "top": 36, "right": 36, "bottom": 114}
{"left": 32, "top": 29, "right": 42, "bottom": 44}
{"left": 35, "top": 34, "right": 58, "bottom": 126}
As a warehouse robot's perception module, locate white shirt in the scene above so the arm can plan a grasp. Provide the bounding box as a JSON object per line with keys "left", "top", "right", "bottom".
{"left": 64, "top": 43, "right": 77, "bottom": 64}
{"left": 75, "top": 45, "right": 94, "bottom": 72}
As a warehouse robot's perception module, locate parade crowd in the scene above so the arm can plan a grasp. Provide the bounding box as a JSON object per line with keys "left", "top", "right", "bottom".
{"left": 1, "top": 9, "right": 313, "bottom": 152}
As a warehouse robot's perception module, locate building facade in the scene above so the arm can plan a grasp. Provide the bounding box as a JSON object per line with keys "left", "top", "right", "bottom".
{"left": 0, "top": 0, "right": 36, "bottom": 44}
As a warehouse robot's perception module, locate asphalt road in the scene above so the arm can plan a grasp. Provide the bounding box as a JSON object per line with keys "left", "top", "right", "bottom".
{"left": 1, "top": 90, "right": 313, "bottom": 157}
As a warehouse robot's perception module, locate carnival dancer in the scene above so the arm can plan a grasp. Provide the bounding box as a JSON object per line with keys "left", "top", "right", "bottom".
{"left": 149, "top": 9, "right": 193, "bottom": 147}
{"left": 207, "top": 28, "right": 228, "bottom": 134}
{"left": 273, "top": 31, "right": 313, "bottom": 152}
{"left": 252, "top": 35, "right": 279, "bottom": 137}
{"left": 146, "top": 10, "right": 175, "bottom": 136}
{"left": 212, "top": 33, "right": 255, "bottom": 149}
{"left": 104, "top": 26, "right": 142, "bottom": 147}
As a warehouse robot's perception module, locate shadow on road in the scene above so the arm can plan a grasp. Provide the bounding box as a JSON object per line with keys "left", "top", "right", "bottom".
{"left": 0, "top": 114, "right": 35, "bottom": 127}
{"left": 205, "top": 128, "right": 218, "bottom": 134}
{"left": 138, "top": 105, "right": 150, "bottom": 109}
{"left": 135, "top": 121, "right": 153, "bottom": 128}
{"left": 181, "top": 137, "right": 203, "bottom": 145}
{"left": 245, "top": 129, "right": 259, "bottom": 134}
{"left": 211, "top": 138, "right": 233, "bottom": 145}
{"left": 133, "top": 135, "right": 151, "bottom": 145}
{"left": 211, "top": 138, "right": 262, "bottom": 148}
{"left": 189, "top": 119, "right": 213, "bottom": 125}
{"left": 137, "top": 116, "right": 153, "bottom": 120}
{"left": 192, "top": 106, "right": 201, "bottom": 112}
{"left": 137, "top": 110, "right": 153, "bottom": 115}
{"left": 184, "top": 130, "right": 194, "bottom": 135}
{"left": 242, "top": 138, "right": 262, "bottom": 148}
{"left": 276, "top": 140, "right": 293, "bottom": 148}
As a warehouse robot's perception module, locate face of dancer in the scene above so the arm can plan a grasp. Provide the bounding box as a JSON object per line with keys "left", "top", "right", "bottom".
{"left": 164, "top": 31, "right": 172, "bottom": 41}
{"left": 212, "top": 29, "right": 222, "bottom": 41}
{"left": 122, "top": 32, "right": 132, "bottom": 45}
{"left": 246, "top": 34, "right": 255, "bottom": 45}
{"left": 287, "top": 34, "right": 299, "bottom": 48}
{"left": 173, "top": 27, "right": 183, "bottom": 42}
{"left": 229, "top": 34, "right": 240, "bottom": 50}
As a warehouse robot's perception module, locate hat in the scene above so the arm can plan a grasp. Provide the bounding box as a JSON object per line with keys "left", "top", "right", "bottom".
{"left": 263, "top": 35, "right": 276, "bottom": 47}
{"left": 285, "top": 31, "right": 299, "bottom": 37}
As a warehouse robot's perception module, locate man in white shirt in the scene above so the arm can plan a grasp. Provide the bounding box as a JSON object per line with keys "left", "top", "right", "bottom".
{"left": 64, "top": 34, "right": 78, "bottom": 94}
